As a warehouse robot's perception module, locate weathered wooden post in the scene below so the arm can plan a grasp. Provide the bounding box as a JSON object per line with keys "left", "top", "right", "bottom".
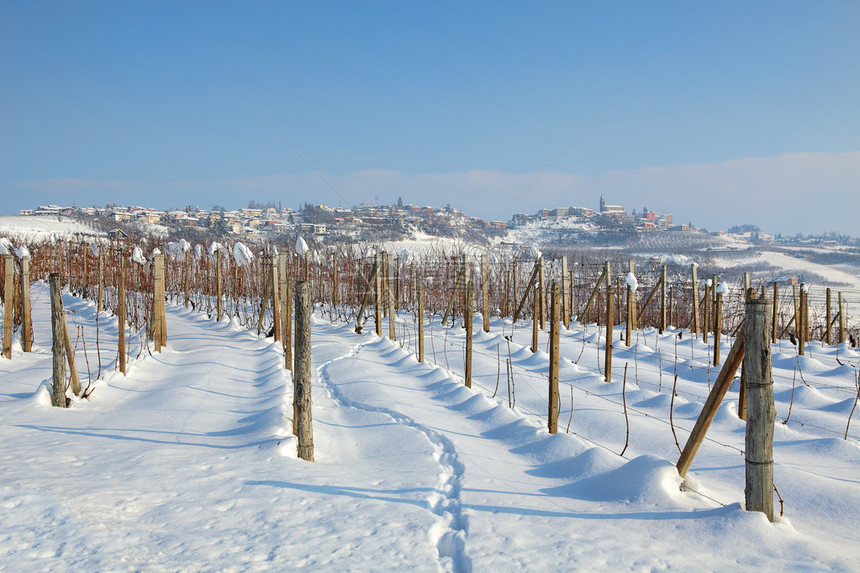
{"left": 2, "top": 254, "right": 12, "bottom": 359}
{"left": 332, "top": 251, "right": 339, "bottom": 312}
{"left": 626, "top": 260, "right": 635, "bottom": 347}
{"left": 465, "top": 280, "right": 473, "bottom": 388}
{"left": 118, "top": 254, "right": 127, "bottom": 375}
{"left": 388, "top": 253, "right": 396, "bottom": 341}
{"left": 271, "top": 254, "right": 281, "bottom": 342}
{"left": 744, "top": 292, "right": 775, "bottom": 521}
{"left": 561, "top": 256, "right": 570, "bottom": 329}
{"left": 660, "top": 265, "right": 668, "bottom": 333}
{"left": 825, "top": 287, "right": 832, "bottom": 345}
{"left": 20, "top": 255, "right": 32, "bottom": 352}
{"left": 279, "top": 253, "right": 291, "bottom": 370}
{"left": 294, "top": 281, "right": 314, "bottom": 462}
{"left": 531, "top": 287, "right": 539, "bottom": 353}
{"left": 184, "top": 249, "right": 191, "bottom": 308}
{"left": 714, "top": 284, "right": 723, "bottom": 366}
{"left": 97, "top": 244, "right": 104, "bottom": 313}
{"left": 152, "top": 252, "right": 166, "bottom": 352}
{"left": 538, "top": 257, "right": 546, "bottom": 330}
{"left": 702, "top": 280, "right": 710, "bottom": 344}
{"left": 375, "top": 252, "right": 383, "bottom": 337}
{"left": 605, "top": 282, "right": 614, "bottom": 383}
{"left": 691, "top": 264, "right": 700, "bottom": 336}
{"left": 772, "top": 282, "right": 779, "bottom": 344}
{"left": 216, "top": 248, "right": 223, "bottom": 321}
{"left": 548, "top": 282, "right": 560, "bottom": 434}
{"left": 418, "top": 283, "right": 425, "bottom": 363}
{"left": 511, "top": 259, "right": 518, "bottom": 319}
{"left": 50, "top": 273, "right": 67, "bottom": 407}
{"left": 481, "top": 254, "right": 490, "bottom": 333}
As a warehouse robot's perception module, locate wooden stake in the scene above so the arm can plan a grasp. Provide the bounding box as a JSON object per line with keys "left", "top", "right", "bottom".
{"left": 548, "top": 282, "right": 560, "bottom": 433}
{"left": 677, "top": 321, "right": 745, "bottom": 477}
{"left": 184, "top": 249, "right": 191, "bottom": 308}
{"left": 418, "top": 284, "right": 425, "bottom": 363}
{"left": 538, "top": 257, "right": 546, "bottom": 330}
{"left": 605, "top": 282, "right": 614, "bottom": 383}
{"left": 691, "top": 264, "right": 700, "bottom": 335}
{"left": 388, "top": 253, "right": 396, "bottom": 341}
{"left": 97, "top": 244, "right": 103, "bottom": 313}
{"left": 49, "top": 274, "right": 67, "bottom": 407}
{"left": 271, "top": 254, "right": 280, "bottom": 342}
{"left": 21, "top": 256, "right": 32, "bottom": 352}
{"left": 2, "top": 255, "right": 12, "bottom": 359}
{"left": 660, "top": 265, "right": 668, "bottom": 333}
{"left": 744, "top": 295, "right": 775, "bottom": 521}
{"left": 294, "top": 281, "right": 314, "bottom": 462}
{"left": 375, "top": 252, "right": 382, "bottom": 337}
{"left": 561, "top": 256, "right": 570, "bottom": 329}
{"left": 465, "top": 280, "right": 472, "bottom": 388}
{"left": 216, "top": 249, "right": 222, "bottom": 321}
{"left": 118, "top": 254, "right": 127, "bottom": 375}
{"left": 714, "top": 290, "right": 723, "bottom": 366}
{"left": 481, "top": 254, "right": 490, "bottom": 333}
{"left": 772, "top": 283, "right": 779, "bottom": 343}
{"left": 531, "top": 287, "right": 539, "bottom": 353}
{"left": 626, "top": 260, "right": 634, "bottom": 346}
{"left": 825, "top": 287, "right": 832, "bottom": 345}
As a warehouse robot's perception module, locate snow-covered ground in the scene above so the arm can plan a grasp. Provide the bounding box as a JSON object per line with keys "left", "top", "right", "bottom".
{"left": 0, "top": 215, "right": 104, "bottom": 242}
{"left": 2, "top": 281, "right": 858, "bottom": 571}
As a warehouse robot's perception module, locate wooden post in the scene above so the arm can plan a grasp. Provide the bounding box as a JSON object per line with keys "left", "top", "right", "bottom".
{"left": 744, "top": 294, "right": 775, "bottom": 522}
{"left": 702, "top": 280, "right": 710, "bottom": 344}
{"left": 561, "top": 256, "right": 570, "bottom": 329}
{"left": 279, "top": 254, "right": 291, "bottom": 369}
{"left": 418, "top": 284, "right": 425, "bottom": 363}
{"left": 626, "top": 260, "right": 634, "bottom": 346}
{"left": 531, "top": 287, "right": 539, "bottom": 353}
{"left": 691, "top": 264, "right": 700, "bottom": 336}
{"left": 714, "top": 289, "right": 723, "bottom": 366}
{"left": 605, "top": 283, "right": 614, "bottom": 383}
{"left": 271, "top": 254, "right": 280, "bottom": 342}
{"left": 388, "top": 253, "right": 396, "bottom": 340}
{"left": 97, "top": 245, "right": 103, "bottom": 313}
{"left": 2, "top": 255, "right": 12, "bottom": 359}
{"left": 825, "top": 287, "right": 832, "bottom": 345}
{"left": 285, "top": 274, "right": 294, "bottom": 372}
{"left": 465, "top": 280, "right": 473, "bottom": 388}
{"left": 771, "top": 283, "right": 779, "bottom": 344}
{"left": 548, "top": 282, "right": 560, "bottom": 434}
{"left": 797, "top": 284, "right": 806, "bottom": 356}
{"left": 512, "top": 259, "right": 518, "bottom": 320}
{"left": 49, "top": 274, "right": 67, "bottom": 408}
{"left": 375, "top": 252, "right": 382, "bottom": 337}
{"left": 294, "top": 281, "right": 314, "bottom": 462}
{"left": 677, "top": 321, "right": 745, "bottom": 477}
{"left": 118, "top": 254, "right": 127, "bottom": 375}
{"left": 21, "top": 256, "right": 32, "bottom": 352}
{"left": 660, "top": 265, "right": 667, "bottom": 333}
{"left": 152, "top": 252, "right": 166, "bottom": 352}
{"left": 538, "top": 257, "right": 546, "bottom": 330}
{"left": 481, "top": 254, "right": 490, "bottom": 333}
{"left": 216, "top": 248, "right": 222, "bottom": 321}
{"left": 184, "top": 249, "right": 191, "bottom": 308}
{"left": 332, "top": 252, "right": 339, "bottom": 312}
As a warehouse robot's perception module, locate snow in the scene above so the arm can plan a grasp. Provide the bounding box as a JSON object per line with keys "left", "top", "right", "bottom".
{"left": 131, "top": 246, "right": 146, "bottom": 265}
{"left": 716, "top": 282, "right": 729, "bottom": 296}
{"left": 625, "top": 271, "right": 638, "bottom": 291}
{"left": 1, "top": 278, "right": 859, "bottom": 570}
{"left": 232, "top": 242, "right": 254, "bottom": 267}
{"left": 0, "top": 215, "right": 103, "bottom": 242}
{"left": 209, "top": 241, "right": 223, "bottom": 258}
{"left": 0, "top": 237, "right": 13, "bottom": 256}
{"left": 295, "top": 236, "right": 309, "bottom": 256}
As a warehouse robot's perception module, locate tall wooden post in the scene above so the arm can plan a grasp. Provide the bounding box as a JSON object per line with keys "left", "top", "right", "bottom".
{"left": 714, "top": 289, "right": 723, "bottom": 366}
{"left": 388, "top": 253, "right": 396, "bottom": 340}
{"left": 626, "top": 260, "right": 634, "bottom": 346}
{"left": 481, "top": 254, "right": 490, "bottom": 333}
{"left": 97, "top": 245, "right": 104, "bottom": 313}
{"left": 216, "top": 248, "right": 223, "bottom": 321}
{"left": 797, "top": 284, "right": 806, "bottom": 356}
{"left": 825, "top": 287, "right": 832, "bottom": 345}
{"left": 184, "top": 249, "right": 191, "bottom": 308}
{"left": 702, "top": 281, "right": 711, "bottom": 344}
{"left": 465, "top": 280, "right": 473, "bottom": 388}
{"left": 418, "top": 284, "right": 425, "bottom": 363}
{"left": 605, "top": 283, "right": 614, "bottom": 383}
{"left": 531, "top": 287, "right": 539, "bottom": 353}
{"left": 691, "top": 264, "right": 700, "bottom": 336}
{"left": 152, "top": 252, "right": 165, "bottom": 352}
{"left": 2, "top": 255, "right": 13, "bottom": 359}
{"left": 561, "top": 256, "right": 570, "bottom": 329}
{"left": 374, "top": 252, "right": 383, "bottom": 337}
{"left": 538, "top": 257, "right": 546, "bottom": 330}
{"left": 771, "top": 283, "right": 779, "bottom": 344}
{"left": 21, "top": 256, "right": 32, "bottom": 352}
{"left": 118, "top": 254, "right": 127, "bottom": 375}
{"left": 744, "top": 294, "right": 775, "bottom": 522}
{"left": 332, "top": 252, "right": 339, "bottom": 312}
{"left": 49, "top": 274, "right": 67, "bottom": 407}
{"left": 271, "top": 255, "right": 281, "bottom": 342}
{"left": 511, "top": 259, "right": 518, "bottom": 320}
{"left": 548, "top": 282, "right": 560, "bottom": 434}
{"left": 294, "top": 281, "right": 314, "bottom": 462}
{"left": 660, "top": 265, "right": 668, "bottom": 333}
{"left": 279, "top": 253, "right": 291, "bottom": 369}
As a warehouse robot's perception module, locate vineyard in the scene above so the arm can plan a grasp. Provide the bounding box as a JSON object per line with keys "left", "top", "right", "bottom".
{"left": 1, "top": 234, "right": 859, "bottom": 570}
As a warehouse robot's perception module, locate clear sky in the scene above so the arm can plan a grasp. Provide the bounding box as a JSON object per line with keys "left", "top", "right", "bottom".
{"left": 2, "top": 1, "right": 858, "bottom": 235}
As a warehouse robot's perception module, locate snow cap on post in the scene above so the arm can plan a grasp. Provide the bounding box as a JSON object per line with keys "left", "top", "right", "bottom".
{"left": 90, "top": 242, "right": 101, "bottom": 257}
{"left": 132, "top": 246, "right": 146, "bottom": 265}
{"left": 801, "top": 284, "right": 809, "bottom": 293}
{"left": 14, "top": 245, "right": 31, "bottom": 260}
{"left": 625, "top": 272, "right": 638, "bottom": 291}
{"left": 706, "top": 278, "right": 713, "bottom": 287}
{"left": 233, "top": 242, "right": 254, "bottom": 267}
{"left": 209, "top": 242, "right": 223, "bottom": 258}
{"left": 0, "top": 238, "right": 13, "bottom": 256}
{"left": 295, "top": 236, "right": 309, "bottom": 256}
{"left": 194, "top": 244, "right": 204, "bottom": 259}
{"left": 716, "top": 283, "right": 728, "bottom": 296}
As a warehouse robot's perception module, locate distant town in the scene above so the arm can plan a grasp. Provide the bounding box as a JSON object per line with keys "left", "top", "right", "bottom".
{"left": 15, "top": 196, "right": 854, "bottom": 246}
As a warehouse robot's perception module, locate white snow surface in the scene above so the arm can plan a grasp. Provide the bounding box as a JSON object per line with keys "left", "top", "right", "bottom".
{"left": 131, "top": 246, "right": 146, "bottom": 265}
{"left": 0, "top": 215, "right": 103, "bottom": 242}
{"left": 625, "top": 271, "right": 639, "bottom": 291}
{"left": 1, "top": 284, "right": 859, "bottom": 571}
{"left": 0, "top": 237, "right": 13, "bottom": 256}
{"left": 233, "top": 242, "right": 255, "bottom": 267}
{"left": 295, "top": 236, "right": 309, "bottom": 256}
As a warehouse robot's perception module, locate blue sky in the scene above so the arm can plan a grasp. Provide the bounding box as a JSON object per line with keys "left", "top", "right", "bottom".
{"left": 2, "top": 1, "right": 858, "bottom": 235}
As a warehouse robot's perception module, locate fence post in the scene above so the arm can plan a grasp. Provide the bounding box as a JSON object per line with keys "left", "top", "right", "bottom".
{"left": 538, "top": 256, "right": 546, "bottom": 330}
{"left": 691, "top": 264, "right": 700, "bottom": 336}
{"left": 825, "top": 287, "right": 832, "bottom": 345}
{"left": 561, "top": 256, "right": 570, "bottom": 329}
{"left": 2, "top": 254, "right": 12, "bottom": 359}
{"left": 388, "top": 253, "right": 396, "bottom": 341}
{"left": 21, "top": 255, "right": 32, "bottom": 352}
{"left": 418, "top": 284, "right": 425, "bottom": 363}
{"left": 97, "top": 244, "right": 104, "bottom": 313}
{"left": 481, "top": 254, "right": 490, "bottom": 333}
{"left": 50, "top": 273, "right": 67, "bottom": 407}
{"left": 772, "top": 283, "right": 779, "bottom": 343}
{"left": 465, "top": 280, "right": 472, "bottom": 388}
{"left": 294, "top": 281, "right": 314, "bottom": 461}
{"left": 279, "top": 253, "right": 291, "bottom": 369}
{"left": 626, "top": 260, "right": 634, "bottom": 346}
{"left": 605, "top": 282, "right": 614, "bottom": 383}
{"left": 184, "top": 249, "right": 191, "bottom": 308}
{"left": 744, "top": 293, "right": 775, "bottom": 521}
{"left": 118, "top": 254, "right": 127, "bottom": 375}
{"left": 702, "top": 280, "right": 710, "bottom": 344}
{"left": 271, "top": 254, "right": 281, "bottom": 342}
{"left": 216, "top": 248, "right": 222, "bottom": 321}
{"left": 375, "top": 252, "right": 382, "bottom": 337}
{"left": 714, "top": 287, "right": 723, "bottom": 366}
{"left": 660, "top": 265, "right": 667, "bottom": 333}
{"left": 531, "top": 287, "right": 539, "bottom": 353}
{"left": 548, "top": 282, "right": 560, "bottom": 433}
